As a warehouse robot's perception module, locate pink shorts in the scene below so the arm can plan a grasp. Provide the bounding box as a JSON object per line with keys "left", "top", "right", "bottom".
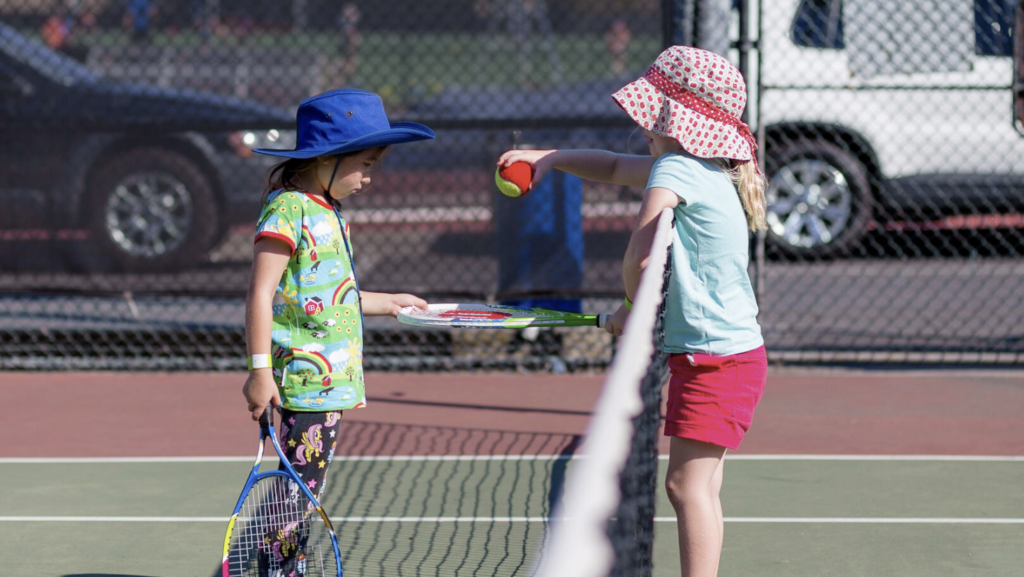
{"left": 664, "top": 345, "right": 767, "bottom": 450}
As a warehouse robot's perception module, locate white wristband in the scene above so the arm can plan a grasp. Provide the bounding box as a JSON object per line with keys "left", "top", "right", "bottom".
{"left": 248, "top": 354, "right": 272, "bottom": 370}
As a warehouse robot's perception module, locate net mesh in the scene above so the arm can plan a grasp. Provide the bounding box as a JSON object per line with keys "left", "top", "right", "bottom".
{"left": 226, "top": 475, "right": 340, "bottom": 577}
{"left": 534, "top": 209, "right": 675, "bottom": 577}
{"left": 606, "top": 313, "right": 668, "bottom": 577}
{"left": 317, "top": 424, "right": 580, "bottom": 576}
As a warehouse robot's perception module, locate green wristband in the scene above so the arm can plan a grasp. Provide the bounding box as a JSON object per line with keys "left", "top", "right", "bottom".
{"left": 623, "top": 296, "right": 633, "bottom": 310}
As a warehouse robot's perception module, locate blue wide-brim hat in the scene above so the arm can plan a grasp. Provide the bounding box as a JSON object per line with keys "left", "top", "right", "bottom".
{"left": 254, "top": 89, "right": 434, "bottom": 158}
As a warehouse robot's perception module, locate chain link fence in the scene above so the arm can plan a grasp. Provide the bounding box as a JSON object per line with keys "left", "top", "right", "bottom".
{"left": 755, "top": 0, "right": 1024, "bottom": 363}
{"left": 0, "top": 0, "right": 662, "bottom": 370}
{"left": 1, "top": 0, "right": 1022, "bottom": 369}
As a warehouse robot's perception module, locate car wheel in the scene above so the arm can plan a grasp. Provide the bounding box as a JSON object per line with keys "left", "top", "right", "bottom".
{"left": 764, "top": 140, "right": 873, "bottom": 258}
{"left": 87, "top": 148, "right": 219, "bottom": 272}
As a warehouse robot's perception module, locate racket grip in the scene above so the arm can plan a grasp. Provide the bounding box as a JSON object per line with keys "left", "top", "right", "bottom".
{"left": 259, "top": 406, "right": 273, "bottom": 429}
{"left": 597, "top": 314, "right": 609, "bottom": 329}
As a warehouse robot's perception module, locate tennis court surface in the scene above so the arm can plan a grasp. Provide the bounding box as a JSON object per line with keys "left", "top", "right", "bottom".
{"left": 2, "top": 369, "right": 1022, "bottom": 577}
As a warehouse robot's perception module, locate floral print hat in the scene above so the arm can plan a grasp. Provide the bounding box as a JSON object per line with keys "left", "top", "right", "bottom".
{"left": 612, "top": 46, "right": 759, "bottom": 167}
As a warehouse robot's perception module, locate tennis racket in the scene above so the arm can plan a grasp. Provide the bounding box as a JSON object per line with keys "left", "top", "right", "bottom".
{"left": 221, "top": 407, "right": 342, "bottom": 577}
{"left": 397, "top": 303, "right": 608, "bottom": 329}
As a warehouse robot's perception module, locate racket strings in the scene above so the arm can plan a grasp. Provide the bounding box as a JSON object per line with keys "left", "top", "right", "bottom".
{"left": 421, "top": 308, "right": 555, "bottom": 320}
{"left": 227, "top": 476, "right": 339, "bottom": 577}
{"left": 401, "top": 304, "right": 596, "bottom": 328}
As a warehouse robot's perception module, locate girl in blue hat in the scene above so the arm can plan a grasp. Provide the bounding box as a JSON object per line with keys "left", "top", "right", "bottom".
{"left": 240, "top": 89, "right": 434, "bottom": 571}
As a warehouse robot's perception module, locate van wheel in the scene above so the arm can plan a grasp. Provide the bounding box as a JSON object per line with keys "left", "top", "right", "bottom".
{"left": 764, "top": 140, "right": 873, "bottom": 258}
{"left": 87, "top": 148, "right": 218, "bottom": 272}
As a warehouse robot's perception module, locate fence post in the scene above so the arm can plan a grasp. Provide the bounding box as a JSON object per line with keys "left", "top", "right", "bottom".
{"left": 735, "top": 0, "right": 766, "bottom": 301}
{"left": 695, "top": 0, "right": 732, "bottom": 56}
{"left": 663, "top": 0, "right": 695, "bottom": 47}
{"left": 665, "top": 0, "right": 731, "bottom": 54}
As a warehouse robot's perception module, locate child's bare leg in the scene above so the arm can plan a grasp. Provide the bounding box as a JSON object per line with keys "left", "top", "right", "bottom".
{"left": 666, "top": 437, "right": 728, "bottom": 577}
{"left": 712, "top": 451, "right": 725, "bottom": 544}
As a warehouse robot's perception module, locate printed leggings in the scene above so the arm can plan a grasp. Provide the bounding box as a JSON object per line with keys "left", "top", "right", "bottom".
{"left": 277, "top": 409, "right": 344, "bottom": 498}
{"left": 260, "top": 409, "right": 343, "bottom": 577}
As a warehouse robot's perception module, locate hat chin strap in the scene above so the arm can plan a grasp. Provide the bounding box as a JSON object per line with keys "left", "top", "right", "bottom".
{"left": 324, "top": 155, "right": 343, "bottom": 206}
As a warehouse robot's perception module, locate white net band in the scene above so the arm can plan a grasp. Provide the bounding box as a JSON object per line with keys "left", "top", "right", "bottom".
{"left": 533, "top": 208, "right": 675, "bottom": 577}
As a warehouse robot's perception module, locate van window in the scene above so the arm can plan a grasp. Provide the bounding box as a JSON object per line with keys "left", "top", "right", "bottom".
{"left": 791, "top": 0, "right": 844, "bottom": 50}
{"left": 791, "top": 0, "right": 1015, "bottom": 56}
{"left": 975, "top": 0, "right": 1014, "bottom": 56}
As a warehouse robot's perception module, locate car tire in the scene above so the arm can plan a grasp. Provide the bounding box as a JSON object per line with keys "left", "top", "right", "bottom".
{"left": 86, "top": 148, "right": 219, "bottom": 272}
{"left": 764, "top": 139, "right": 873, "bottom": 259}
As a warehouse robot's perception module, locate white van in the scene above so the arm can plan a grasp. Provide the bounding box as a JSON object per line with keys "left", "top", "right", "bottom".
{"left": 757, "top": 0, "right": 1023, "bottom": 257}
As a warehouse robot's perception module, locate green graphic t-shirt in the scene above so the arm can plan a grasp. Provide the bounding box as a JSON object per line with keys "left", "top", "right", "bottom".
{"left": 255, "top": 188, "right": 365, "bottom": 411}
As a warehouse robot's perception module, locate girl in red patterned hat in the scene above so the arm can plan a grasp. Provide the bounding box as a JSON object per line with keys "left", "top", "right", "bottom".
{"left": 498, "top": 46, "right": 767, "bottom": 576}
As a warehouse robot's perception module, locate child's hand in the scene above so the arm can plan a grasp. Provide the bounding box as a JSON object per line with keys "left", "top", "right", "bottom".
{"left": 383, "top": 293, "right": 428, "bottom": 317}
{"left": 497, "top": 149, "right": 557, "bottom": 192}
{"left": 604, "top": 302, "right": 630, "bottom": 336}
{"left": 360, "top": 291, "right": 428, "bottom": 317}
{"left": 242, "top": 369, "right": 280, "bottom": 421}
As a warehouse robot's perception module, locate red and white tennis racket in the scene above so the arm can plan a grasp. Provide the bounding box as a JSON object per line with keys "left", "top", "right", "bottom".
{"left": 397, "top": 303, "right": 607, "bottom": 329}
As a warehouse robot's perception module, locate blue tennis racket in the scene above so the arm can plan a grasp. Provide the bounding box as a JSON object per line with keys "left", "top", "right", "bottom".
{"left": 221, "top": 407, "right": 343, "bottom": 577}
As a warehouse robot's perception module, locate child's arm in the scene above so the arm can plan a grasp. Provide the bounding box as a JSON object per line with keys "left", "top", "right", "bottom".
{"left": 242, "top": 237, "right": 291, "bottom": 421}
{"left": 498, "top": 149, "right": 653, "bottom": 189}
{"left": 360, "top": 291, "right": 428, "bottom": 317}
{"left": 604, "top": 186, "right": 679, "bottom": 336}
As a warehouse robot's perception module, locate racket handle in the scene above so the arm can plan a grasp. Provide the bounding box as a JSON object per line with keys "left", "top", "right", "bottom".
{"left": 597, "top": 314, "right": 609, "bottom": 329}
{"left": 259, "top": 406, "right": 273, "bottom": 429}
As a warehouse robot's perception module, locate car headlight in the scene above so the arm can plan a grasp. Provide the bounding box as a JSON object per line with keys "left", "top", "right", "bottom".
{"left": 228, "top": 129, "right": 296, "bottom": 158}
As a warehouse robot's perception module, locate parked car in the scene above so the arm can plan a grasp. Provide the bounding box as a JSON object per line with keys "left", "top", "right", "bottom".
{"left": 409, "top": 0, "right": 1024, "bottom": 260}
{"left": 0, "top": 22, "right": 295, "bottom": 271}
{"left": 758, "top": 0, "right": 1024, "bottom": 257}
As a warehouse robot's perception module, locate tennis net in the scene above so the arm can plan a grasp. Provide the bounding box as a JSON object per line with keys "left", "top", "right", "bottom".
{"left": 534, "top": 208, "right": 675, "bottom": 577}
{"left": 302, "top": 209, "right": 674, "bottom": 577}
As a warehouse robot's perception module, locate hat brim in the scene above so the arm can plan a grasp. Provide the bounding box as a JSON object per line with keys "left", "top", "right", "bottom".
{"left": 611, "top": 77, "right": 753, "bottom": 161}
{"left": 253, "top": 121, "right": 436, "bottom": 159}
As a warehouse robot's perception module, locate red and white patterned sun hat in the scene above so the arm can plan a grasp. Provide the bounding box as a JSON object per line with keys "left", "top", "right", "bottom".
{"left": 612, "top": 46, "right": 758, "bottom": 163}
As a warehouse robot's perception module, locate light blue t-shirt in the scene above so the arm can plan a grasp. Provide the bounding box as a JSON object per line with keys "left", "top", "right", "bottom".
{"left": 646, "top": 152, "right": 764, "bottom": 355}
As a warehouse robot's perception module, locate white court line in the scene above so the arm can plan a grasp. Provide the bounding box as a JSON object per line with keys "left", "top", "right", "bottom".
{"left": 714, "top": 455, "right": 1024, "bottom": 461}
{"left": 5, "top": 457, "right": 1019, "bottom": 525}
{"left": 717, "top": 518, "right": 1024, "bottom": 524}
{"left": 0, "top": 516, "right": 548, "bottom": 523}
{"left": 0, "top": 457, "right": 261, "bottom": 463}
{"left": 3, "top": 516, "right": 1023, "bottom": 524}
{"left": 0, "top": 455, "right": 574, "bottom": 464}
{"left": 3, "top": 455, "right": 1021, "bottom": 464}
{"left": 0, "top": 516, "right": 229, "bottom": 522}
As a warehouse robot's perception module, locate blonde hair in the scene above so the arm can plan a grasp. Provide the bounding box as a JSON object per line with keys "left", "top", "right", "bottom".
{"left": 727, "top": 158, "right": 767, "bottom": 231}
{"left": 668, "top": 137, "right": 767, "bottom": 232}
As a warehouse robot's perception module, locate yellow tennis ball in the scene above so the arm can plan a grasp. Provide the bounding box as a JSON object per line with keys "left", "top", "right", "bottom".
{"left": 495, "top": 161, "right": 535, "bottom": 198}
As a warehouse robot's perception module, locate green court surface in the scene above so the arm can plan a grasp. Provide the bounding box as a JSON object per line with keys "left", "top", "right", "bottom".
{"left": 2, "top": 456, "right": 1022, "bottom": 577}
